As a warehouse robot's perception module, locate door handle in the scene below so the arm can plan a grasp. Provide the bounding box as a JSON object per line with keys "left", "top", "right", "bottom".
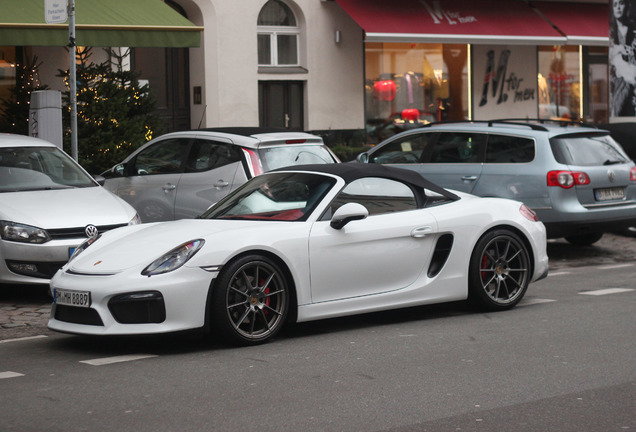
{"left": 461, "top": 175, "right": 478, "bottom": 182}
{"left": 214, "top": 180, "right": 230, "bottom": 189}
{"left": 411, "top": 226, "right": 433, "bottom": 238}
{"left": 162, "top": 183, "right": 176, "bottom": 192}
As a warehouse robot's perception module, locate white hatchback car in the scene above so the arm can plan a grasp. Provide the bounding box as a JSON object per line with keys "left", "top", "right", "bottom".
{"left": 101, "top": 128, "right": 340, "bottom": 222}
{"left": 0, "top": 134, "right": 140, "bottom": 285}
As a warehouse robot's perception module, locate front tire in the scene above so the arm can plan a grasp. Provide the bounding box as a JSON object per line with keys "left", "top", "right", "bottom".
{"left": 468, "top": 229, "right": 531, "bottom": 311}
{"left": 211, "top": 255, "right": 289, "bottom": 346}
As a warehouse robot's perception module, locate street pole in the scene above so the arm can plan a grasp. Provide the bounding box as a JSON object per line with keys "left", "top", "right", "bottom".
{"left": 68, "top": 0, "right": 78, "bottom": 161}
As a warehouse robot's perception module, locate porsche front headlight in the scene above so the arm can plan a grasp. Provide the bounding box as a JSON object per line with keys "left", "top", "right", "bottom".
{"left": 0, "top": 221, "right": 50, "bottom": 244}
{"left": 68, "top": 235, "right": 102, "bottom": 263}
{"left": 142, "top": 239, "right": 205, "bottom": 276}
{"left": 129, "top": 213, "right": 141, "bottom": 225}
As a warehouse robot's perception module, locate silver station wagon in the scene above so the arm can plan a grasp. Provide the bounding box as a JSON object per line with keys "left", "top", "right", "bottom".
{"left": 357, "top": 120, "right": 636, "bottom": 245}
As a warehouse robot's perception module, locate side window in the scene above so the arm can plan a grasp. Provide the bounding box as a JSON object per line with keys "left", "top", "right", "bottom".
{"left": 370, "top": 133, "right": 434, "bottom": 164}
{"left": 429, "top": 133, "right": 485, "bottom": 163}
{"left": 325, "top": 177, "right": 417, "bottom": 218}
{"left": 186, "top": 139, "right": 241, "bottom": 173}
{"left": 486, "top": 135, "right": 535, "bottom": 163}
{"left": 132, "top": 138, "right": 189, "bottom": 175}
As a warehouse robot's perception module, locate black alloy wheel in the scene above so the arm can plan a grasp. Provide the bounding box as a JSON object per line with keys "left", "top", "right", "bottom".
{"left": 468, "top": 229, "right": 531, "bottom": 311}
{"left": 211, "top": 255, "right": 289, "bottom": 345}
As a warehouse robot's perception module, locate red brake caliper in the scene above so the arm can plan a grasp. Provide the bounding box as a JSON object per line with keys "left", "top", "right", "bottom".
{"left": 262, "top": 279, "right": 270, "bottom": 316}
{"left": 480, "top": 255, "right": 488, "bottom": 281}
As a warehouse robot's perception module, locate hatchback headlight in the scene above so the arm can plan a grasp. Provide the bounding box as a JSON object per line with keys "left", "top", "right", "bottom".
{"left": 142, "top": 239, "right": 205, "bottom": 276}
{"left": 0, "top": 221, "right": 50, "bottom": 244}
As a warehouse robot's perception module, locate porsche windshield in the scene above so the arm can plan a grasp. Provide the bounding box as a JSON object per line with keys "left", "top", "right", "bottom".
{"left": 203, "top": 172, "right": 336, "bottom": 221}
{"left": 0, "top": 147, "right": 96, "bottom": 192}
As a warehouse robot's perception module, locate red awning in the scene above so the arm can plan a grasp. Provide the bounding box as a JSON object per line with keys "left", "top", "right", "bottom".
{"left": 531, "top": 1, "right": 609, "bottom": 46}
{"left": 335, "top": 0, "right": 566, "bottom": 45}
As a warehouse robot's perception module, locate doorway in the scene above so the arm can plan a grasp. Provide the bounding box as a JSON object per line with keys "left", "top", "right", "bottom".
{"left": 258, "top": 81, "right": 304, "bottom": 130}
{"left": 133, "top": 47, "right": 190, "bottom": 133}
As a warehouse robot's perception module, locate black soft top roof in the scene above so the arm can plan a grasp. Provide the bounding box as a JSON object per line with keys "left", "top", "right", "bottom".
{"left": 275, "top": 163, "right": 460, "bottom": 201}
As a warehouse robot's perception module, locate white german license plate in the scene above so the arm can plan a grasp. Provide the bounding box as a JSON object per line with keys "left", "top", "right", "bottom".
{"left": 54, "top": 289, "right": 91, "bottom": 308}
{"left": 594, "top": 187, "right": 625, "bottom": 201}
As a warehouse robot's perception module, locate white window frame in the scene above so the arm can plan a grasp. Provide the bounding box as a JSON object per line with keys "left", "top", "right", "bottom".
{"left": 258, "top": 26, "right": 300, "bottom": 67}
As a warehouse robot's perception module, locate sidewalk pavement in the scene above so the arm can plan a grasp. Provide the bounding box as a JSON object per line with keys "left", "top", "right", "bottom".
{"left": 0, "top": 303, "right": 50, "bottom": 330}
{"left": 0, "top": 286, "right": 52, "bottom": 340}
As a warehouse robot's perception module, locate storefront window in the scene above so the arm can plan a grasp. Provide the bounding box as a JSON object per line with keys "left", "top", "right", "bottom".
{"left": 538, "top": 46, "right": 581, "bottom": 121}
{"left": 365, "top": 43, "right": 468, "bottom": 144}
{"left": 0, "top": 47, "right": 16, "bottom": 105}
{"left": 584, "top": 46, "right": 609, "bottom": 124}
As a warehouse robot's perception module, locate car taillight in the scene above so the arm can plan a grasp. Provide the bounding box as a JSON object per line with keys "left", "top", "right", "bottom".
{"left": 547, "top": 170, "right": 590, "bottom": 188}
{"left": 242, "top": 148, "right": 263, "bottom": 177}
{"left": 631, "top": 167, "right": 636, "bottom": 182}
{"left": 520, "top": 204, "right": 539, "bottom": 222}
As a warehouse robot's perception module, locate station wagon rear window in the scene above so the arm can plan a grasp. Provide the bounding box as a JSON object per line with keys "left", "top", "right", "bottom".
{"left": 550, "top": 133, "right": 630, "bottom": 166}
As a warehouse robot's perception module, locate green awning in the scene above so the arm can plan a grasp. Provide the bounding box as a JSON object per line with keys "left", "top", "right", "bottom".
{"left": 0, "top": 0, "right": 202, "bottom": 47}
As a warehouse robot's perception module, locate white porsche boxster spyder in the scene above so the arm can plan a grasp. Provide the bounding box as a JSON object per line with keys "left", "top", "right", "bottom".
{"left": 49, "top": 164, "right": 548, "bottom": 345}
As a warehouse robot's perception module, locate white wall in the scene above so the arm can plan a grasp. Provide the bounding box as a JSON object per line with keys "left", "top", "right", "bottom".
{"left": 303, "top": 0, "right": 365, "bottom": 130}
{"left": 190, "top": 0, "right": 365, "bottom": 130}
{"left": 32, "top": 0, "right": 367, "bottom": 132}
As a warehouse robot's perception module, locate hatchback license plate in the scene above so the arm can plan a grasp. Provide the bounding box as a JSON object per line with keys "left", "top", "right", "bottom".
{"left": 595, "top": 187, "right": 625, "bottom": 201}
{"left": 54, "top": 289, "right": 91, "bottom": 308}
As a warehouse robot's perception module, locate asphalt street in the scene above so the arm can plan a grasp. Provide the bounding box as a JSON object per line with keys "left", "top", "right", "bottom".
{"left": 0, "top": 233, "right": 635, "bottom": 431}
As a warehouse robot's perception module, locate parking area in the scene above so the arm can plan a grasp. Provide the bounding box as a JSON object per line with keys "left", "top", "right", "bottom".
{"left": 1, "top": 232, "right": 634, "bottom": 341}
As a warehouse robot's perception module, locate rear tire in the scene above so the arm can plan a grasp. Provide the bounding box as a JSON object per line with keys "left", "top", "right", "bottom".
{"left": 468, "top": 229, "right": 530, "bottom": 311}
{"left": 211, "top": 255, "right": 289, "bottom": 346}
{"left": 565, "top": 233, "right": 603, "bottom": 246}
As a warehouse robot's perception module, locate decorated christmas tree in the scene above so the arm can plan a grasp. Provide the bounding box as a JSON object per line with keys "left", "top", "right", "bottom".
{"left": 58, "top": 48, "right": 162, "bottom": 174}
{"left": 0, "top": 55, "right": 48, "bottom": 135}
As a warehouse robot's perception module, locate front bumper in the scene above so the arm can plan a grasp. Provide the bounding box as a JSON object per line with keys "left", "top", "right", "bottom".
{"left": 48, "top": 266, "right": 215, "bottom": 335}
{"left": 0, "top": 238, "right": 81, "bottom": 285}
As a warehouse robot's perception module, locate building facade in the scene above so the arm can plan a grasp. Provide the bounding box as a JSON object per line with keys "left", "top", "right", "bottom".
{"left": 0, "top": 0, "right": 621, "bottom": 148}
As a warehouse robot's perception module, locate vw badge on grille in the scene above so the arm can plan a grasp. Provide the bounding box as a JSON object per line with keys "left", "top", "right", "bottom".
{"left": 85, "top": 225, "right": 99, "bottom": 238}
{"left": 608, "top": 169, "right": 616, "bottom": 183}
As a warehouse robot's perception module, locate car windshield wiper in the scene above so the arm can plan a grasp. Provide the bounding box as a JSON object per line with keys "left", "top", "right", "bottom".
{"left": 603, "top": 159, "right": 623, "bottom": 165}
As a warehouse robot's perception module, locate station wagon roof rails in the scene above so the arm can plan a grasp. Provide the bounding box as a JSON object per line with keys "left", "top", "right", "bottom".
{"left": 492, "top": 118, "right": 598, "bottom": 129}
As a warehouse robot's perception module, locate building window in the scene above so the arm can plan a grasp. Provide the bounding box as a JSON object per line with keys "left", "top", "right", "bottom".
{"left": 538, "top": 46, "right": 581, "bottom": 121}
{"left": 365, "top": 43, "right": 468, "bottom": 144}
{"left": 257, "top": 0, "right": 299, "bottom": 67}
{"left": 0, "top": 47, "right": 16, "bottom": 110}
